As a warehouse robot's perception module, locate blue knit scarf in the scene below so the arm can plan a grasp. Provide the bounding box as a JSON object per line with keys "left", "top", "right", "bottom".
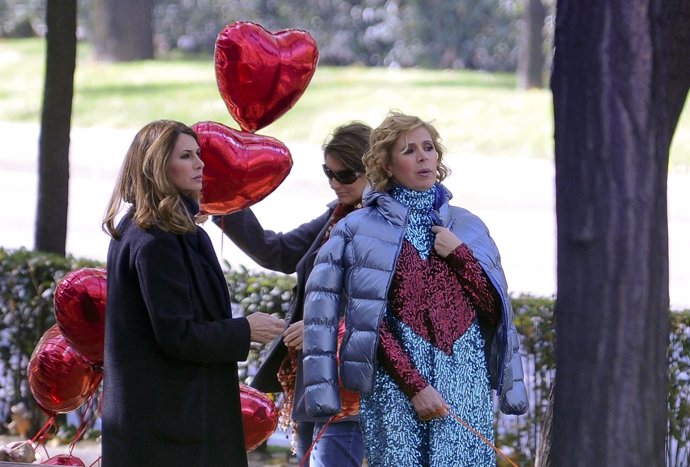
{"left": 389, "top": 184, "right": 437, "bottom": 260}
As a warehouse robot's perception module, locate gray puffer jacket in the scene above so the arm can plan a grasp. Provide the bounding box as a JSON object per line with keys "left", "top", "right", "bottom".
{"left": 302, "top": 184, "right": 528, "bottom": 418}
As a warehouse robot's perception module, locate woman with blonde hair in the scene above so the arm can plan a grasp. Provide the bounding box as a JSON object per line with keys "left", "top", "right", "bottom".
{"left": 101, "top": 119, "right": 284, "bottom": 467}
{"left": 302, "top": 111, "right": 528, "bottom": 466}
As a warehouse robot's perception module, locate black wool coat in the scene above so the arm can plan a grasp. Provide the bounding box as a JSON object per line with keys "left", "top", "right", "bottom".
{"left": 102, "top": 212, "right": 251, "bottom": 467}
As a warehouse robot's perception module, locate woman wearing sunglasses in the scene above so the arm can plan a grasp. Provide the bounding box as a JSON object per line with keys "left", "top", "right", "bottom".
{"left": 214, "top": 121, "right": 371, "bottom": 466}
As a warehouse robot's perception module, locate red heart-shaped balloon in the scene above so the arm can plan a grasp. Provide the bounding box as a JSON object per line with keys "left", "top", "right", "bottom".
{"left": 41, "top": 454, "right": 86, "bottom": 466}
{"left": 28, "top": 325, "right": 103, "bottom": 415}
{"left": 240, "top": 384, "right": 278, "bottom": 452}
{"left": 215, "top": 21, "right": 319, "bottom": 132}
{"left": 192, "top": 121, "right": 293, "bottom": 216}
{"left": 54, "top": 268, "right": 107, "bottom": 365}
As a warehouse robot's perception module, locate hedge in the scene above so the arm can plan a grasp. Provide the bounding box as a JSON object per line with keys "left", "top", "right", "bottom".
{"left": 1, "top": 247, "right": 688, "bottom": 465}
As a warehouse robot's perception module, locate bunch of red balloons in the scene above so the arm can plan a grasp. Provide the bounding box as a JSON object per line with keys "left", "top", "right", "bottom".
{"left": 192, "top": 21, "right": 319, "bottom": 216}
{"left": 29, "top": 266, "right": 279, "bottom": 452}
{"left": 28, "top": 268, "right": 106, "bottom": 417}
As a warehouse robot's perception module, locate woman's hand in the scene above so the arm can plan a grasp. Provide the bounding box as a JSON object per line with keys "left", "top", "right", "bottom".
{"left": 431, "top": 225, "right": 462, "bottom": 258}
{"left": 283, "top": 320, "right": 304, "bottom": 350}
{"left": 411, "top": 385, "right": 450, "bottom": 421}
{"left": 246, "top": 312, "right": 285, "bottom": 344}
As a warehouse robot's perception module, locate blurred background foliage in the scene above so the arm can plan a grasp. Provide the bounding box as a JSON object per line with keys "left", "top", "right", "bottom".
{"left": 0, "top": 0, "right": 551, "bottom": 74}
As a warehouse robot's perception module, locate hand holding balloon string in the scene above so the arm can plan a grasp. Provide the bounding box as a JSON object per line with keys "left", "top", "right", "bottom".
{"left": 412, "top": 385, "right": 450, "bottom": 421}
{"left": 246, "top": 312, "right": 285, "bottom": 344}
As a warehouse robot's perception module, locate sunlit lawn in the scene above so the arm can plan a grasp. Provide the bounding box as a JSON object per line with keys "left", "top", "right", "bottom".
{"left": 1, "top": 38, "right": 688, "bottom": 168}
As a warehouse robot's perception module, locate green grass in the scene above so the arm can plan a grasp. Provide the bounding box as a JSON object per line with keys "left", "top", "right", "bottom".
{"left": 1, "top": 37, "right": 688, "bottom": 168}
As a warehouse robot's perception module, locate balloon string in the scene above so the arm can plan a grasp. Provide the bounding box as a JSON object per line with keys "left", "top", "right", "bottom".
{"left": 298, "top": 416, "right": 335, "bottom": 467}
{"left": 69, "top": 390, "right": 98, "bottom": 451}
{"left": 88, "top": 391, "right": 104, "bottom": 466}
{"left": 449, "top": 411, "right": 519, "bottom": 467}
{"left": 31, "top": 415, "right": 56, "bottom": 459}
{"left": 31, "top": 415, "right": 56, "bottom": 445}
{"left": 219, "top": 216, "right": 225, "bottom": 257}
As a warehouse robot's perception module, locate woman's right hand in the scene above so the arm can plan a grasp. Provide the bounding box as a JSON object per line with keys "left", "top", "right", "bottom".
{"left": 411, "top": 385, "right": 450, "bottom": 421}
{"left": 246, "top": 312, "right": 285, "bottom": 344}
{"left": 283, "top": 320, "right": 304, "bottom": 350}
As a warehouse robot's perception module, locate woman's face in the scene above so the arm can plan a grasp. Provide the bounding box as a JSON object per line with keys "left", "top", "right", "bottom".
{"left": 167, "top": 133, "right": 204, "bottom": 193}
{"left": 323, "top": 153, "right": 367, "bottom": 206}
{"left": 386, "top": 126, "right": 438, "bottom": 191}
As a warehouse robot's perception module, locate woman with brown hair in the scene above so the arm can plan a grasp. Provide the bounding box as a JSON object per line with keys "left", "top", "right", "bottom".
{"left": 101, "top": 119, "right": 284, "bottom": 467}
{"left": 215, "top": 121, "right": 371, "bottom": 466}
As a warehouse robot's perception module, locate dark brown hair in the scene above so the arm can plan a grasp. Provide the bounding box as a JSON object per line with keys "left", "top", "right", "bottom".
{"left": 322, "top": 121, "right": 372, "bottom": 171}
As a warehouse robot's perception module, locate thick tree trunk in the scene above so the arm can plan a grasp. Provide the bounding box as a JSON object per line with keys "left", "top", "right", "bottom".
{"left": 550, "top": 0, "right": 671, "bottom": 465}
{"left": 89, "top": 0, "right": 153, "bottom": 61}
{"left": 35, "top": 0, "right": 77, "bottom": 255}
{"left": 517, "top": 0, "right": 547, "bottom": 89}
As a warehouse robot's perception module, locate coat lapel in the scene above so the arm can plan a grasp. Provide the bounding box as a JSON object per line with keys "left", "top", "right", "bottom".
{"left": 178, "top": 231, "right": 229, "bottom": 321}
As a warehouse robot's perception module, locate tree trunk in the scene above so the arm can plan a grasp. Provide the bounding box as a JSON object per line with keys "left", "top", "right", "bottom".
{"left": 550, "top": 0, "right": 674, "bottom": 465}
{"left": 517, "top": 0, "right": 547, "bottom": 89}
{"left": 534, "top": 0, "right": 690, "bottom": 462}
{"left": 35, "top": 0, "right": 77, "bottom": 256}
{"left": 89, "top": 0, "right": 153, "bottom": 61}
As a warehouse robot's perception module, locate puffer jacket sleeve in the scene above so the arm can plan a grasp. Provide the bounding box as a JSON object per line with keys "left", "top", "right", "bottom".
{"left": 498, "top": 324, "right": 529, "bottom": 415}
{"left": 302, "top": 227, "right": 348, "bottom": 417}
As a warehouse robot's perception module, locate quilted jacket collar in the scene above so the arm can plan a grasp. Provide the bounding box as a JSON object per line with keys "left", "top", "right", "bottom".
{"left": 363, "top": 183, "right": 454, "bottom": 227}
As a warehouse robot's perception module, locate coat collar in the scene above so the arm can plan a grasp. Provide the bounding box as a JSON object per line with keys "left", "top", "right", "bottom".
{"left": 180, "top": 194, "right": 200, "bottom": 218}
{"left": 363, "top": 183, "right": 454, "bottom": 227}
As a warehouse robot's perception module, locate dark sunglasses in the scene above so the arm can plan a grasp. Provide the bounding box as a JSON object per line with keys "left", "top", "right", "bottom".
{"left": 322, "top": 164, "right": 362, "bottom": 185}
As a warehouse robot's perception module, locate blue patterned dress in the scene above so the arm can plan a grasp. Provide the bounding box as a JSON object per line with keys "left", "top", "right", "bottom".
{"left": 359, "top": 185, "right": 500, "bottom": 466}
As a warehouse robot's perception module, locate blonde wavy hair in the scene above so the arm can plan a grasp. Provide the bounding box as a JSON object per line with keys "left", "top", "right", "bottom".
{"left": 363, "top": 111, "right": 449, "bottom": 192}
{"left": 102, "top": 120, "right": 204, "bottom": 239}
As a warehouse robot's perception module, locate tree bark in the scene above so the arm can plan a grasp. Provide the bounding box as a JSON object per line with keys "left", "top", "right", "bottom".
{"left": 35, "top": 0, "right": 77, "bottom": 256}
{"left": 517, "top": 0, "right": 547, "bottom": 89}
{"left": 89, "top": 0, "right": 153, "bottom": 61}
{"left": 550, "top": 0, "right": 675, "bottom": 465}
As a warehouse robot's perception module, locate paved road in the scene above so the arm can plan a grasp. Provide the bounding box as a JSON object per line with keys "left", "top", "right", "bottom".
{"left": 2, "top": 121, "right": 688, "bottom": 308}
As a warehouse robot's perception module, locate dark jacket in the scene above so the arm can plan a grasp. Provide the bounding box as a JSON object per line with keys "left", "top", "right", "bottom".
{"left": 102, "top": 209, "right": 251, "bottom": 467}
{"left": 214, "top": 205, "right": 343, "bottom": 422}
{"left": 303, "top": 185, "right": 529, "bottom": 418}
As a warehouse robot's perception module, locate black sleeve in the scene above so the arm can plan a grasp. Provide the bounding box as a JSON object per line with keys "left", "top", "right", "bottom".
{"left": 212, "top": 208, "right": 332, "bottom": 274}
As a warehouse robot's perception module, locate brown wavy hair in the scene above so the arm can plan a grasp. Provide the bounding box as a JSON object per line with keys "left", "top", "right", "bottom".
{"left": 102, "top": 120, "right": 203, "bottom": 239}
{"left": 363, "top": 111, "right": 449, "bottom": 192}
